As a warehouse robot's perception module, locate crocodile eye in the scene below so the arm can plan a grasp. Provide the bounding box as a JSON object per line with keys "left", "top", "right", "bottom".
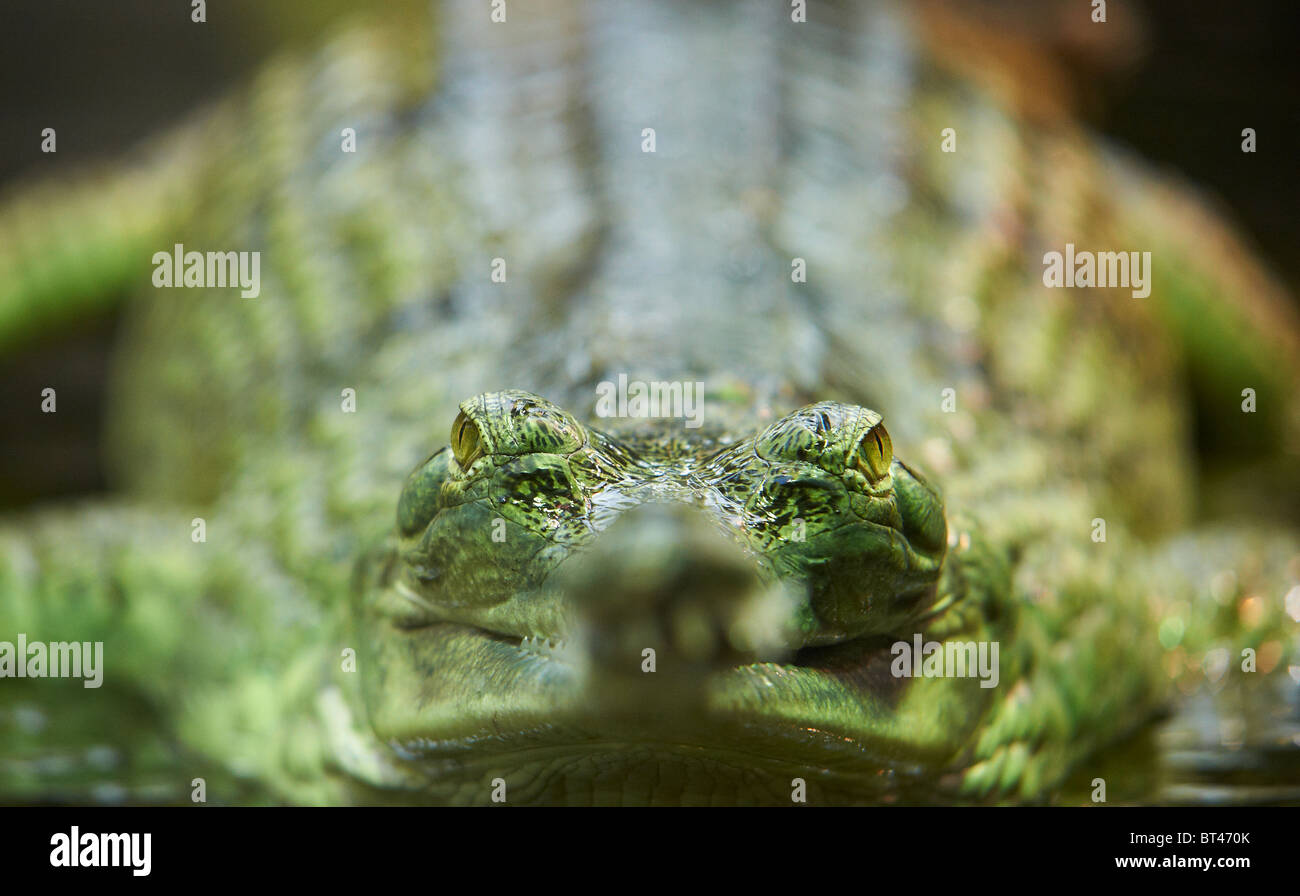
{"left": 855, "top": 423, "right": 892, "bottom": 481}
{"left": 451, "top": 410, "right": 484, "bottom": 470}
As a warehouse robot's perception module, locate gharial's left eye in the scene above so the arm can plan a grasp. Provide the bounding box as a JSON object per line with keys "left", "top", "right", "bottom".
{"left": 451, "top": 410, "right": 484, "bottom": 470}
{"left": 754, "top": 402, "right": 892, "bottom": 479}
{"left": 854, "top": 422, "right": 892, "bottom": 481}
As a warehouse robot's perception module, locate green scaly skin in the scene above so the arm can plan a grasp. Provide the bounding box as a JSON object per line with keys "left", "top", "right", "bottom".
{"left": 1, "top": 2, "right": 1299, "bottom": 805}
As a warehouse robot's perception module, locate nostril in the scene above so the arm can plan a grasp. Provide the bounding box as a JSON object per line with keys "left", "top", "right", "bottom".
{"left": 410, "top": 562, "right": 442, "bottom": 585}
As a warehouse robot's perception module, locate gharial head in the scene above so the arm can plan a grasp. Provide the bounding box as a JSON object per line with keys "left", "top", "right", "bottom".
{"left": 356, "top": 389, "right": 988, "bottom": 804}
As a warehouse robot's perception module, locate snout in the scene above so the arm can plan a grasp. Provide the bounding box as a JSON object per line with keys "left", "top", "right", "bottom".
{"left": 558, "top": 503, "right": 801, "bottom": 719}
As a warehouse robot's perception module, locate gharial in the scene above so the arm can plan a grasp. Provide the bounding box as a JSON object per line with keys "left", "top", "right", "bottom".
{"left": 1, "top": 0, "right": 1298, "bottom": 805}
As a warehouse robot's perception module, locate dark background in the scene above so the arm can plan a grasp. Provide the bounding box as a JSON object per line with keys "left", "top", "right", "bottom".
{"left": 0, "top": 0, "right": 1296, "bottom": 505}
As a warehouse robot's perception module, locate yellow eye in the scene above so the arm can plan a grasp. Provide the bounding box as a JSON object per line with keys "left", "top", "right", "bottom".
{"left": 451, "top": 410, "right": 484, "bottom": 470}
{"left": 855, "top": 423, "right": 893, "bottom": 481}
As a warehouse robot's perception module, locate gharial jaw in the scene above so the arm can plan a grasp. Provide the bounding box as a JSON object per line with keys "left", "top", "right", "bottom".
{"left": 352, "top": 390, "right": 1009, "bottom": 804}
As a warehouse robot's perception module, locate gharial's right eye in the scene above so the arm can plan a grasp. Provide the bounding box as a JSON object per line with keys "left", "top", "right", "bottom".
{"left": 451, "top": 410, "right": 484, "bottom": 470}
{"left": 853, "top": 421, "right": 893, "bottom": 482}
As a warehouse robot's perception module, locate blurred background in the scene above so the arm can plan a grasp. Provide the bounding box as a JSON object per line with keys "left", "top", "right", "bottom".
{"left": 0, "top": 0, "right": 1296, "bottom": 507}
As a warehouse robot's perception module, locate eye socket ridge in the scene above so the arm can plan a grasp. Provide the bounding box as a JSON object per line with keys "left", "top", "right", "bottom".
{"left": 449, "top": 391, "right": 587, "bottom": 473}
{"left": 755, "top": 403, "right": 893, "bottom": 479}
